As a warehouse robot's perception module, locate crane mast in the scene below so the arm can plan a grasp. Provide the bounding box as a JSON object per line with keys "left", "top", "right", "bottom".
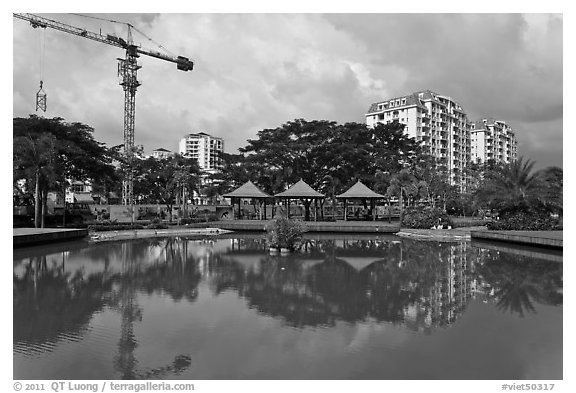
{"left": 14, "top": 13, "right": 194, "bottom": 209}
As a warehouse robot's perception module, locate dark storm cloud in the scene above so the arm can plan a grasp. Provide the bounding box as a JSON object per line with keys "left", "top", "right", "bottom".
{"left": 13, "top": 13, "right": 562, "bottom": 168}
{"left": 323, "top": 13, "right": 562, "bottom": 168}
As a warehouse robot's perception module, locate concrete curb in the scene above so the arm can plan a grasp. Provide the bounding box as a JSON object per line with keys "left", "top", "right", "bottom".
{"left": 89, "top": 227, "right": 233, "bottom": 243}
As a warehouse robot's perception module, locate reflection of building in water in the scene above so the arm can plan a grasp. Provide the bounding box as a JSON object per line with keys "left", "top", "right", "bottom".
{"left": 404, "top": 242, "right": 475, "bottom": 332}
{"left": 430, "top": 242, "right": 474, "bottom": 327}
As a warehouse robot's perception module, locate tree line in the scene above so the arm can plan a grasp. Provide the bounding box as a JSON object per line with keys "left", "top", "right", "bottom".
{"left": 14, "top": 116, "right": 562, "bottom": 227}
{"left": 210, "top": 118, "right": 562, "bottom": 219}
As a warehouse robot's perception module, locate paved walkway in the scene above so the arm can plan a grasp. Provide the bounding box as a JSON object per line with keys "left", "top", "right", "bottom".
{"left": 470, "top": 230, "right": 562, "bottom": 249}
{"left": 396, "top": 226, "right": 486, "bottom": 242}
{"left": 398, "top": 227, "right": 562, "bottom": 249}
{"left": 14, "top": 225, "right": 563, "bottom": 250}
{"left": 189, "top": 220, "right": 401, "bottom": 233}
{"left": 13, "top": 227, "right": 88, "bottom": 247}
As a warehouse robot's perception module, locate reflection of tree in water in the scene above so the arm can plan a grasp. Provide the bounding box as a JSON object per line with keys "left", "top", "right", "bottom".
{"left": 475, "top": 251, "right": 562, "bottom": 318}
{"left": 14, "top": 254, "right": 112, "bottom": 351}
{"left": 14, "top": 238, "right": 199, "bottom": 379}
{"left": 207, "top": 238, "right": 467, "bottom": 330}
{"left": 208, "top": 237, "right": 562, "bottom": 330}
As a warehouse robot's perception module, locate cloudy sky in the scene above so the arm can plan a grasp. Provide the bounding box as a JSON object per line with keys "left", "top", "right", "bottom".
{"left": 12, "top": 12, "right": 563, "bottom": 169}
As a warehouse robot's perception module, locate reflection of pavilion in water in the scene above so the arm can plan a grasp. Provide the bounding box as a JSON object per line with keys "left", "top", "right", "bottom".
{"left": 208, "top": 237, "right": 477, "bottom": 332}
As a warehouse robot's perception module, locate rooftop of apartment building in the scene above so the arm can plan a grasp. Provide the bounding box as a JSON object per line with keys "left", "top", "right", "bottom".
{"left": 183, "top": 132, "right": 222, "bottom": 140}
{"left": 366, "top": 89, "right": 466, "bottom": 115}
{"left": 471, "top": 118, "right": 511, "bottom": 130}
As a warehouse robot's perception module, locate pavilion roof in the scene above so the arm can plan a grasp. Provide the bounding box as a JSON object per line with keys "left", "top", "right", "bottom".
{"left": 336, "top": 180, "right": 386, "bottom": 199}
{"left": 274, "top": 179, "right": 324, "bottom": 198}
{"left": 222, "top": 180, "right": 271, "bottom": 199}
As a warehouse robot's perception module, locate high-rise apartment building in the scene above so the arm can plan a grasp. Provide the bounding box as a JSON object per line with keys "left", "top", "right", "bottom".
{"left": 366, "top": 90, "right": 471, "bottom": 188}
{"left": 178, "top": 132, "right": 224, "bottom": 173}
{"left": 471, "top": 119, "right": 518, "bottom": 164}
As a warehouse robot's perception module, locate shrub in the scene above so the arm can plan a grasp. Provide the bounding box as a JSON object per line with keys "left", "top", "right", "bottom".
{"left": 146, "top": 223, "right": 169, "bottom": 230}
{"left": 265, "top": 216, "right": 307, "bottom": 250}
{"left": 401, "top": 206, "right": 452, "bottom": 229}
{"left": 487, "top": 211, "right": 562, "bottom": 230}
{"left": 88, "top": 223, "right": 145, "bottom": 232}
{"left": 449, "top": 216, "right": 489, "bottom": 228}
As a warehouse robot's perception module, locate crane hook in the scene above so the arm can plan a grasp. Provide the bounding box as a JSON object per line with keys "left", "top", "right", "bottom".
{"left": 36, "top": 80, "right": 47, "bottom": 112}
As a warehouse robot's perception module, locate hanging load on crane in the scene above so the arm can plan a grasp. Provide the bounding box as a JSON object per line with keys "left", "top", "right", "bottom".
{"left": 36, "top": 80, "right": 46, "bottom": 112}
{"left": 13, "top": 13, "right": 195, "bottom": 215}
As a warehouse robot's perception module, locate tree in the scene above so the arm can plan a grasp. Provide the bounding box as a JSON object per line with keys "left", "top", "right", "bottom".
{"left": 536, "top": 166, "right": 563, "bottom": 215}
{"left": 13, "top": 116, "right": 116, "bottom": 227}
{"left": 133, "top": 155, "right": 200, "bottom": 222}
{"left": 208, "top": 152, "right": 252, "bottom": 195}
{"left": 235, "top": 119, "right": 426, "bottom": 199}
{"left": 387, "top": 169, "right": 418, "bottom": 216}
{"left": 371, "top": 122, "right": 423, "bottom": 175}
{"left": 13, "top": 133, "right": 58, "bottom": 227}
{"left": 475, "top": 156, "right": 547, "bottom": 214}
{"left": 239, "top": 119, "right": 345, "bottom": 193}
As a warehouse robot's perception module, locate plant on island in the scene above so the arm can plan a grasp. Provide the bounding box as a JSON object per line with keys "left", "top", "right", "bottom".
{"left": 265, "top": 216, "right": 307, "bottom": 251}
{"left": 401, "top": 206, "right": 453, "bottom": 229}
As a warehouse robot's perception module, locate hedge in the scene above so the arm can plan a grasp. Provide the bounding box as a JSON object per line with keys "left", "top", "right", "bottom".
{"left": 486, "top": 212, "right": 562, "bottom": 231}
{"left": 401, "top": 207, "right": 452, "bottom": 229}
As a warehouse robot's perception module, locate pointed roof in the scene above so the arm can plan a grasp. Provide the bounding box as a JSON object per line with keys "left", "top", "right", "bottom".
{"left": 338, "top": 257, "right": 378, "bottom": 271}
{"left": 274, "top": 179, "right": 324, "bottom": 198}
{"left": 223, "top": 180, "right": 271, "bottom": 199}
{"left": 337, "top": 180, "right": 386, "bottom": 199}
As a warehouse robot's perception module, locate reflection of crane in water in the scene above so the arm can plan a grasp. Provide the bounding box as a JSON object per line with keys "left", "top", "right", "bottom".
{"left": 110, "top": 241, "right": 191, "bottom": 379}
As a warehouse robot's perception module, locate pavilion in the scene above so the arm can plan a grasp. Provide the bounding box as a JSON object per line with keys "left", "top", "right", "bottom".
{"left": 223, "top": 180, "right": 272, "bottom": 220}
{"left": 274, "top": 179, "right": 325, "bottom": 221}
{"left": 336, "top": 180, "right": 386, "bottom": 221}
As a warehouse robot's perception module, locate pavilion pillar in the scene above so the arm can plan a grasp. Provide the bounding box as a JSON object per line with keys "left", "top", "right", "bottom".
{"left": 287, "top": 199, "right": 291, "bottom": 218}
{"left": 344, "top": 199, "right": 347, "bottom": 221}
{"left": 371, "top": 199, "right": 376, "bottom": 221}
{"left": 263, "top": 200, "right": 267, "bottom": 220}
{"left": 302, "top": 199, "right": 311, "bottom": 221}
{"left": 314, "top": 199, "right": 318, "bottom": 222}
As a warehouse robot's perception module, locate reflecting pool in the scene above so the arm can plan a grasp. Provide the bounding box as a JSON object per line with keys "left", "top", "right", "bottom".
{"left": 13, "top": 234, "right": 562, "bottom": 380}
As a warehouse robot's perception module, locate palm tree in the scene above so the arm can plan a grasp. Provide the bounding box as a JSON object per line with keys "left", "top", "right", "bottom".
{"left": 476, "top": 156, "right": 545, "bottom": 213}
{"left": 387, "top": 169, "right": 418, "bottom": 217}
{"left": 13, "top": 133, "right": 59, "bottom": 228}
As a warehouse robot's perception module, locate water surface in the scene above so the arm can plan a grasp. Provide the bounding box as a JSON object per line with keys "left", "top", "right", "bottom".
{"left": 13, "top": 234, "right": 562, "bottom": 379}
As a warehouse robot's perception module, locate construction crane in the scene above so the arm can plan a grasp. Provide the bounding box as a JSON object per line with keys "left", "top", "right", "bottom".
{"left": 14, "top": 13, "right": 194, "bottom": 210}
